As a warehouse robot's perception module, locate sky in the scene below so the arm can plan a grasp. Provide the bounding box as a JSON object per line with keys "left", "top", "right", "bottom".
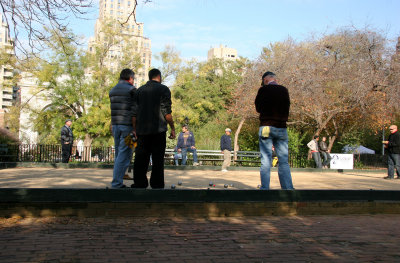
{"left": 71, "top": 0, "right": 400, "bottom": 67}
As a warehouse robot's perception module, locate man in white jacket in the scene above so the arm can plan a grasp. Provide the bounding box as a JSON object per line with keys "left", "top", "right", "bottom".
{"left": 307, "top": 136, "right": 322, "bottom": 168}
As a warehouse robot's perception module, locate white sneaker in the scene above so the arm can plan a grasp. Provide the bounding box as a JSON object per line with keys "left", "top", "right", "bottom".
{"left": 221, "top": 169, "right": 228, "bottom": 172}
{"left": 193, "top": 162, "right": 200, "bottom": 166}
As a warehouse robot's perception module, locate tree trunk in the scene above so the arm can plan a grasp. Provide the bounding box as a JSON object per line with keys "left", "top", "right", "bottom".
{"left": 82, "top": 134, "right": 93, "bottom": 162}
{"left": 327, "top": 119, "right": 339, "bottom": 152}
{"left": 234, "top": 118, "right": 246, "bottom": 162}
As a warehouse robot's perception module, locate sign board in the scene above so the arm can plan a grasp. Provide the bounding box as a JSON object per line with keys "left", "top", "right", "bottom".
{"left": 330, "top": 154, "right": 353, "bottom": 169}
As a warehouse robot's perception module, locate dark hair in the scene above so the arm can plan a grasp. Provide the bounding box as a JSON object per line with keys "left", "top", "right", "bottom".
{"left": 313, "top": 135, "right": 319, "bottom": 139}
{"left": 149, "top": 68, "right": 161, "bottom": 80}
{"left": 182, "top": 125, "right": 188, "bottom": 129}
{"left": 120, "top": 68, "right": 135, "bottom": 81}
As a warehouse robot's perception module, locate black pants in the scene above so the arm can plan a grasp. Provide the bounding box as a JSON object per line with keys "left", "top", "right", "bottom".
{"left": 62, "top": 143, "right": 72, "bottom": 163}
{"left": 133, "top": 132, "right": 166, "bottom": 188}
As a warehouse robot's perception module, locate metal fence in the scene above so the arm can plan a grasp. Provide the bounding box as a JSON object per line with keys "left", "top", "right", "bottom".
{"left": 0, "top": 144, "right": 388, "bottom": 169}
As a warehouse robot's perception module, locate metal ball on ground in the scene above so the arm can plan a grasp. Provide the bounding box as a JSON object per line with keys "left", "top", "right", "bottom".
{"left": 209, "top": 181, "right": 213, "bottom": 186}
{"left": 224, "top": 184, "right": 228, "bottom": 188}
{"left": 171, "top": 184, "right": 176, "bottom": 189}
{"left": 178, "top": 181, "right": 182, "bottom": 186}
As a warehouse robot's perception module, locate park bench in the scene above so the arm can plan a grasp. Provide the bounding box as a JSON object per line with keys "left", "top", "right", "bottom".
{"left": 164, "top": 149, "right": 261, "bottom": 166}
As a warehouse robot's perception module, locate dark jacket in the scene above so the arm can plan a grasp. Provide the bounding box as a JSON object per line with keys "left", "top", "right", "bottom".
{"left": 388, "top": 131, "right": 400, "bottom": 154}
{"left": 220, "top": 134, "right": 232, "bottom": 151}
{"left": 133, "top": 80, "right": 172, "bottom": 135}
{"left": 61, "top": 125, "right": 73, "bottom": 144}
{"left": 255, "top": 83, "right": 290, "bottom": 128}
{"left": 177, "top": 131, "right": 196, "bottom": 149}
{"left": 319, "top": 141, "right": 328, "bottom": 152}
{"left": 109, "top": 80, "right": 136, "bottom": 126}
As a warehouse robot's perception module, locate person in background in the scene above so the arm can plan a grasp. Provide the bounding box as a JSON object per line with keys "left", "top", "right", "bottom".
{"left": 307, "top": 135, "right": 322, "bottom": 168}
{"left": 176, "top": 125, "right": 200, "bottom": 166}
{"left": 319, "top": 136, "right": 332, "bottom": 169}
{"left": 61, "top": 119, "right": 73, "bottom": 163}
{"left": 383, "top": 125, "right": 400, "bottom": 179}
{"left": 220, "top": 128, "right": 232, "bottom": 172}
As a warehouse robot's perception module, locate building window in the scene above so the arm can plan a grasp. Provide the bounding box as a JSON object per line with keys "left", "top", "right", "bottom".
{"left": 128, "top": 1, "right": 131, "bottom": 5}
{"left": 110, "top": 10, "right": 113, "bottom": 14}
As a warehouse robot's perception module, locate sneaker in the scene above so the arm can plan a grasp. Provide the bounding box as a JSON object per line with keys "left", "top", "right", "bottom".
{"left": 193, "top": 162, "right": 200, "bottom": 166}
{"left": 221, "top": 169, "right": 228, "bottom": 172}
{"left": 383, "top": 176, "right": 394, "bottom": 180}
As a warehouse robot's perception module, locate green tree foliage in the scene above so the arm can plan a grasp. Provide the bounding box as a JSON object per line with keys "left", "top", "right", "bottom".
{"left": 28, "top": 23, "right": 143, "bottom": 146}
{"left": 172, "top": 58, "right": 246, "bottom": 127}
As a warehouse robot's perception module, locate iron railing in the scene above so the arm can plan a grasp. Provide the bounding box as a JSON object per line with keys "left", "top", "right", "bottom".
{"left": 0, "top": 144, "right": 388, "bottom": 169}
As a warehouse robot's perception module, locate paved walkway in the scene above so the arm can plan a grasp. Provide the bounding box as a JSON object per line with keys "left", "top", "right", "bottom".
{"left": 0, "top": 167, "right": 399, "bottom": 190}
{"left": 1, "top": 215, "right": 400, "bottom": 262}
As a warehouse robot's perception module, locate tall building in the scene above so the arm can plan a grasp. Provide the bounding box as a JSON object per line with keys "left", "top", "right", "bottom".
{"left": 0, "top": 13, "right": 17, "bottom": 127}
{"left": 207, "top": 45, "right": 238, "bottom": 61}
{"left": 0, "top": 14, "right": 16, "bottom": 109}
{"left": 89, "top": 0, "right": 152, "bottom": 85}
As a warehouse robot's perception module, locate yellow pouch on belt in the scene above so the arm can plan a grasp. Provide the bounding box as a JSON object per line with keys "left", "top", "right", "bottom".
{"left": 262, "top": 126, "right": 270, "bottom": 137}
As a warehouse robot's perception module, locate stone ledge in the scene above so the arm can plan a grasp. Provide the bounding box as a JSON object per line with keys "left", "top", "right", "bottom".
{"left": 1, "top": 189, "right": 400, "bottom": 217}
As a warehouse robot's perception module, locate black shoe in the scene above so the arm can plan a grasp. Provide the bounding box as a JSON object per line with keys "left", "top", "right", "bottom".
{"left": 118, "top": 185, "right": 127, "bottom": 188}
{"left": 383, "top": 176, "right": 394, "bottom": 180}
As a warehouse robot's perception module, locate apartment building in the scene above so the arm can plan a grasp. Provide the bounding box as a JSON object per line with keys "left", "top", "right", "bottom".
{"left": 0, "top": 14, "right": 16, "bottom": 109}
{"left": 207, "top": 45, "right": 238, "bottom": 61}
{"left": 89, "top": 0, "right": 152, "bottom": 85}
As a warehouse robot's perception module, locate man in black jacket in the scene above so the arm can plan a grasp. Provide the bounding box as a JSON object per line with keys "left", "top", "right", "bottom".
{"left": 319, "top": 136, "right": 331, "bottom": 169}
{"left": 60, "top": 119, "right": 73, "bottom": 163}
{"left": 109, "top": 69, "right": 136, "bottom": 188}
{"left": 255, "top": 71, "right": 293, "bottom": 190}
{"left": 131, "top": 69, "right": 175, "bottom": 189}
{"left": 383, "top": 125, "right": 400, "bottom": 179}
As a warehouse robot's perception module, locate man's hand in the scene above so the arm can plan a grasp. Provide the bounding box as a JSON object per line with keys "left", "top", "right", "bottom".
{"left": 131, "top": 130, "right": 137, "bottom": 140}
{"left": 382, "top": 141, "right": 389, "bottom": 144}
{"left": 64, "top": 142, "right": 70, "bottom": 144}
{"left": 191, "top": 146, "right": 196, "bottom": 149}
{"left": 169, "top": 129, "right": 176, "bottom": 139}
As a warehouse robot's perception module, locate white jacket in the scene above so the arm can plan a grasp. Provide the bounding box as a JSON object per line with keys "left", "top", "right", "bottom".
{"left": 307, "top": 139, "right": 319, "bottom": 152}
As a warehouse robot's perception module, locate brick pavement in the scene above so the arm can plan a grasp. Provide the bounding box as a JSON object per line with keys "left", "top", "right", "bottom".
{"left": 1, "top": 215, "right": 400, "bottom": 262}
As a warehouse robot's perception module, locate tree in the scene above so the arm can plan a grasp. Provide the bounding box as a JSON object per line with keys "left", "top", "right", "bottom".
{"left": 259, "top": 27, "right": 395, "bottom": 150}
{"left": 0, "top": 0, "right": 93, "bottom": 56}
{"left": 28, "top": 23, "right": 143, "bottom": 151}
{"left": 154, "top": 45, "right": 182, "bottom": 84}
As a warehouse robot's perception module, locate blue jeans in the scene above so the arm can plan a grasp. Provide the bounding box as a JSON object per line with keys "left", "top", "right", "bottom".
{"left": 174, "top": 153, "right": 182, "bottom": 165}
{"left": 388, "top": 153, "right": 400, "bottom": 178}
{"left": 312, "top": 152, "right": 322, "bottom": 168}
{"left": 321, "top": 151, "right": 331, "bottom": 167}
{"left": 259, "top": 126, "right": 293, "bottom": 190}
{"left": 111, "top": 125, "right": 133, "bottom": 188}
{"left": 181, "top": 147, "right": 198, "bottom": 165}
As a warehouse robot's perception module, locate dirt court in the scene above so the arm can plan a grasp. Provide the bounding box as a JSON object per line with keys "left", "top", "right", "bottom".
{"left": 0, "top": 167, "right": 398, "bottom": 190}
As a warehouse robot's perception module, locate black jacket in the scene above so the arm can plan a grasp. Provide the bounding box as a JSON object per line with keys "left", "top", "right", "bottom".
{"left": 61, "top": 125, "right": 73, "bottom": 144}
{"left": 388, "top": 131, "right": 400, "bottom": 154}
{"left": 220, "top": 134, "right": 232, "bottom": 151}
{"left": 255, "top": 83, "right": 290, "bottom": 128}
{"left": 319, "top": 141, "right": 328, "bottom": 152}
{"left": 109, "top": 80, "right": 136, "bottom": 126}
{"left": 133, "top": 80, "right": 172, "bottom": 135}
